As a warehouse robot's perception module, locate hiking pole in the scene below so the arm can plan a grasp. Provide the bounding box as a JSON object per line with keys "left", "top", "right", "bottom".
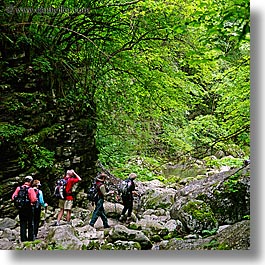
{"left": 136, "top": 194, "right": 142, "bottom": 220}
{"left": 31, "top": 206, "right": 35, "bottom": 241}
{"left": 114, "top": 199, "right": 117, "bottom": 221}
{"left": 44, "top": 205, "right": 48, "bottom": 225}
{"left": 114, "top": 191, "right": 120, "bottom": 222}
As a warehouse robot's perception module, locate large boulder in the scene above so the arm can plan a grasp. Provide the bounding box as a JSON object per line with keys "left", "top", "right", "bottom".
{"left": 158, "top": 220, "right": 250, "bottom": 250}
{"left": 170, "top": 167, "right": 250, "bottom": 231}
{"left": 170, "top": 199, "right": 218, "bottom": 233}
{"left": 139, "top": 180, "right": 176, "bottom": 210}
{"left": 106, "top": 224, "right": 152, "bottom": 250}
{"left": 46, "top": 225, "right": 84, "bottom": 250}
{"left": 0, "top": 217, "right": 17, "bottom": 230}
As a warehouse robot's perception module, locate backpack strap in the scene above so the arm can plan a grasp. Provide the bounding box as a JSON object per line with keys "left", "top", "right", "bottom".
{"left": 34, "top": 188, "right": 40, "bottom": 198}
{"left": 96, "top": 181, "right": 104, "bottom": 198}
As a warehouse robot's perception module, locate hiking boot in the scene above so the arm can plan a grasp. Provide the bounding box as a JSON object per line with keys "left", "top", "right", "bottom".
{"left": 119, "top": 215, "right": 126, "bottom": 222}
{"left": 126, "top": 217, "right": 132, "bottom": 224}
{"left": 53, "top": 221, "right": 60, "bottom": 226}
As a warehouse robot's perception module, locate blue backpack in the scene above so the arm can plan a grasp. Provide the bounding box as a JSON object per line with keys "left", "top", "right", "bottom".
{"left": 54, "top": 179, "right": 68, "bottom": 199}
{"left": 87, "top": 181, "right": 98, "bottom": 202}
{"left": 119, "top": 179, "right": 131, "bottom": 195}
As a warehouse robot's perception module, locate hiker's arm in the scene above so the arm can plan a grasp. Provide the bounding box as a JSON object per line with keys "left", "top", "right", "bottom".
{"left": 72, "top": 170, "right": 81, "bottom": 181}
{"left": 11, "top": 187, "right": 20, "bottom": 200}
{"left": 38, "top": 190, "right": 48, "bottom": 207}
{"left": 132, "top": 190, "right": 139, "bottom": 196}
{"left": 100, "top": 185, "right": 114, "bottom": 197}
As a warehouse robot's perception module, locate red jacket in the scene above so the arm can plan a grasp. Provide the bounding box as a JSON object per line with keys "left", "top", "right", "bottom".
{"left": 12, "top": 184, "right": 37, "bottom": 205}
{"left": 65, "top": 177, "right": 80, "bottom": 200}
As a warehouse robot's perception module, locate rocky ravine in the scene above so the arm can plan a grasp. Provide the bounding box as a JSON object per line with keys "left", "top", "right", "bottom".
{"left": 0, "top": 166, "right": 250, "bottom": 250}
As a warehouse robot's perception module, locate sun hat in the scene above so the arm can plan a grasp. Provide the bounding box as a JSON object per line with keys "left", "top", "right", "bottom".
{"left": 24, "top": 175, "right": 33, "bottom": 182}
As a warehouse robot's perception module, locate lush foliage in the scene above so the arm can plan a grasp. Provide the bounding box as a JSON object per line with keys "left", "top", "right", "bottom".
{"left": 0, "top": 0, "right": 250, "bottom": 178}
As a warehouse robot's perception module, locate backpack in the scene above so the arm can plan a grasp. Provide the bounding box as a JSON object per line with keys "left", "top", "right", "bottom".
{"left": 34, "top": 189, "right": 40, "bottom": 209}
{"left": 54, "top": 178, "right": 68, "bottom": 199}
{"left": 87, "top": 181, "right": 98, "bottom": 202}
{"left": 119, "top": 179, "right": 131, "bottom": 196}
{"left": 14, "top": 186, "right": 30, "bottom": 209}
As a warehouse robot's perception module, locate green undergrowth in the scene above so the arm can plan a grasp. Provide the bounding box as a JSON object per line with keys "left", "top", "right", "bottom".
{"left": 103, "top": 154, "right": 247, "bottom": 185}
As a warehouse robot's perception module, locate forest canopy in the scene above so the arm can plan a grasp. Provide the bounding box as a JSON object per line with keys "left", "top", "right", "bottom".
{"left": 0, "top": 0, "right": 250, "bottom": 179}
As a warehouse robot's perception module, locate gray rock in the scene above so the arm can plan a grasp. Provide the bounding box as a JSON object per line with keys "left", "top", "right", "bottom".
{"left": 0, "top": 218, "right": 17, "bottom": 230}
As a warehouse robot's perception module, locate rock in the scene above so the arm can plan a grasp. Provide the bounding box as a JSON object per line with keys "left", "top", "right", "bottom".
{"left": 210, "top": 220, "right": 250, "bottom": 250}
{"left": 0, "top": 217, "right": 17, "bottom": 230}
{"left": 141, "top": 188, "right": 175, "bottom": 210}
{"left": 170, "top": 199, "right": 218, "bottom": 233}
{"left": 46, "top": 225, "right": 84, "bottom": 250}
{"left": 0, "top": 166, "right": 250, "bottom": 250}
{"left": 107, "top": 225, "right": 152, "bottom": 250}
{"left": 0, "top": 238, "right": 14, "bottom": 250}
{"left": 101, "top": 240, "right": 141, "bottom": 250}
{"left": 170, "top": 168, "right": 250, "bottom": 228}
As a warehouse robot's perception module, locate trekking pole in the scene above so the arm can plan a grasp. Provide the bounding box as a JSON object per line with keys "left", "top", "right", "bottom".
{"left": 44, "top": 205, "right": 48, "bottom": 225}
{"left": 31, "top": 206, "right": 35, "bottom": 240}
{"left": 114, "top": 199, "right": 117, "bottom": 221}
{"left": 136, "top": 194, "right": 142, "bottom": 220}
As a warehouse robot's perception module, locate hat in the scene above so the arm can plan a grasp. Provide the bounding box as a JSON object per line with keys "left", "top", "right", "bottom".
{"left": 32, "top": 179, "right": 41, "bottom": 187}
{"left": 24, "top": 175, "right": 33, "bottom": 182}
{"left": 97, "top": 173, "right": 108, "bottom": 180}
{"left": 129, "top": 173, "right": 137, "bottom": 179}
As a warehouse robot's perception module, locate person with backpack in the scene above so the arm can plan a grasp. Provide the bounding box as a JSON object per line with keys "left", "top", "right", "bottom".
{"left": 11, "top": 175, "right": 37, "bottom": 242}
{"left": 55, "top": 169, "right": 81, "bottom": 226}
{"left": 32, "top": 180, "right": 48, "bottom": 238}
{"left": 118, "top": 173, "right": 139, "bottom": 223}
{"left": 89, "top": 173, "right": 114, "bottom": 229}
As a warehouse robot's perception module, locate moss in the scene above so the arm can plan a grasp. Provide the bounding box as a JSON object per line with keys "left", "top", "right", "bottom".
{"left": 216, "top": 242, "right": 232, "bottom": 250}
{"left": 24, "top": 124, "right": 64, "bottom": 144}
{"left": 203, "top": 239, "right": 232, "bottom": 250}
{"left": 158, "top": 228, "right": 169, "bottom": 237}
{"left": 202, "top": 239, "right": 219, "bottom": 250}
{"left": 182, "top": 200, "right": 216, "bottom": 223}
{"left": 128, "top": 222, "right": 142, "bottom": 230}
{"left": 163, "top": 233, "right": 173, "bottom": 240}
{"left": 47, "top": 244, "right": 66, "bottom": 250}
{"left": 86, "top": 240, "right": 101, "bottom": 250}
{"left": 100, "top": 243, "right": 114, "bottom": 250}
{"left": 151, "top": 234, "right": 162, "bottom": 242}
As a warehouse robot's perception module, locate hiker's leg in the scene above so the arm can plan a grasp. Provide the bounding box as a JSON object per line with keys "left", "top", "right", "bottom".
{"left": 57, "top": 208, "right": 64, "bottom": 223}
{"left": 34, "top": 207, "right": 41, "bottom": 237}
{"left": 127, "top": 200, "right": 134, "bottom": 218}
{"left": 66, "top": 210, "right": 71, "bottom": 222}
{"left": 64, "top": 200, "right": 73, "bottom": 222}
{"left": 19, "top": 211, "right": 27, "bottom": 242}
{"left": 57, "top": 199, "right": 65, "bottom": 223}
{"left": 27, "top": 207, "right": 34, "bottom": 241}
{"left": 121, "top": 196, "right": 129, "bottom": 216}
{"left": 99, "top": 203, "right": 109, "bottom": 227}
{"left": 90, "top": 199, "right": 102, "bottom": 225}
{"left": 121, "top": 206, "right": 127, "bottom": 216}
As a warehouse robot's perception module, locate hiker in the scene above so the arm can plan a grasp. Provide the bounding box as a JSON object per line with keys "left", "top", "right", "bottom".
{"left": 11, "top": 175, "right": 37, "bottom": 242}
{"left": 119, "top": 172, "right": 139, "bottom": 223}
{"left": 55, "top": 169, "right": 81, "bottom": 226}
{"left": 32, "top": 180, "right": 48, "bottom": 238}
{"left": 89, "top": 173, "right": 114, "bottom": 228}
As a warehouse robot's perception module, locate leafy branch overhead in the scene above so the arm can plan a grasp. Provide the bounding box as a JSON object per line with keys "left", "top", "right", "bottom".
{"left": 0, "top": 0, "right": 249, "bottom": 171}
